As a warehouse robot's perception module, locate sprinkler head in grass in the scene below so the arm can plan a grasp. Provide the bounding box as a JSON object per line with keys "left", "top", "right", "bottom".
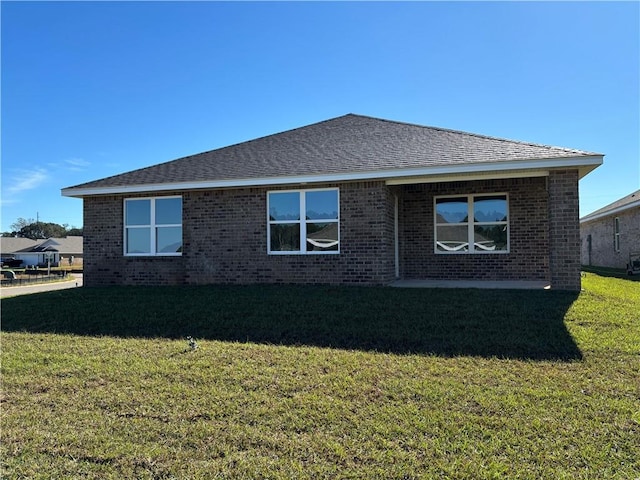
{"left": 186, "top": 336, "right": 198, "bottom": 351}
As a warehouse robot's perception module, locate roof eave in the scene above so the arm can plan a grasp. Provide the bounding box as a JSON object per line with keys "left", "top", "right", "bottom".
{"left": 61, "top": 155, "right": 603, "bottom": 198}
{"left": 580, "top": 198, "right": 640, "bottom": 223}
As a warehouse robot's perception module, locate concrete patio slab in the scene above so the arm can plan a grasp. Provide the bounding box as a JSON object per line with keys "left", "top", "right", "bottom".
{"left": 390, "top": 279, "right": 551, "bottom": 290}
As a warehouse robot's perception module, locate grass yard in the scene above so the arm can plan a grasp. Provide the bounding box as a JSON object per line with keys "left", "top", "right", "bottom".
{"left": 2, "top": 273, "right": 639, "bottom": 479}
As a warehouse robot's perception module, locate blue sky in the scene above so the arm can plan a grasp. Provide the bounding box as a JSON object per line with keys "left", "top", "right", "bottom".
{"left": 2, "top": 1, "right": 638, "bottom": 233}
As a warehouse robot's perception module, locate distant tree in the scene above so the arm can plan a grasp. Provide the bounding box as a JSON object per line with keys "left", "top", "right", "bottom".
{"left": 17, "top": 222, "right": 67, "bottom": 239}
{"left": 10, "top": 217, "right": 35, "bottom": 232}
{"left": 5, "top": 218, "right": 83, "bottom": 239}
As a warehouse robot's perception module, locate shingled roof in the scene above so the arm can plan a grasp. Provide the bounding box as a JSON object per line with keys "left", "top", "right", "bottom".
{"left": 580, "top": 189, "right": 640, "bottom": 223}
{"left": 62, "top": 114, "right": 603, "bottom": 197}
{"left": 1, "top": 236, "right": 83, "bottom": 255}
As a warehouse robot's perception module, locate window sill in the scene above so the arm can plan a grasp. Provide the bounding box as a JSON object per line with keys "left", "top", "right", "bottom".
{"left": 124, "top": 254, "right": 183, "bottom": 257}
{"left": 268, "top": 251, "right": 340, "bottom": 256}
{"left": 434, "top": 251, "right": 510, "bottom": 255}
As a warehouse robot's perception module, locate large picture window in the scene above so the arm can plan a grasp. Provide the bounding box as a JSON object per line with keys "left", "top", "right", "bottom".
{"left": 434, "top": 194, "right": 509, "bottom": 254}
{"left": 124, "top": 196, "right": 182, "bottom": 256}
{"left": 268, "top": 188, "right": 339, "bottom": 254}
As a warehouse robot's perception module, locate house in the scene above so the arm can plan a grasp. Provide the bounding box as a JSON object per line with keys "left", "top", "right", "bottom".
{"left": 0, "top": 236, "right": 83, "bottom": 267}
{"left": 580, "top": 190, "right": 640, "bottom": 271}
{"left": 62, "top": 114, "right": 603, "bottom": 290}
{"left": 1, "top": 238, "right": 38, "bottom": 266}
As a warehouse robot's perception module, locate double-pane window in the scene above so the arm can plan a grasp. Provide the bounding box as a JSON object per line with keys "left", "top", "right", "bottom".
{"left": 125, "top": 197, "right": 182, "bottom": 255}
{"left": 268, "top": 189, "right": 339, "bottom": 254}
{"left": 435, "top": 194, "right": 509, "bottom": 253}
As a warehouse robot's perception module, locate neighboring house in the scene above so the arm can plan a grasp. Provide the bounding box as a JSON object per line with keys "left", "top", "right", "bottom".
{"left": 1, "top": 238, "right": 38, "bottom": 265}
{"left": 62, "top": 114, "right": 603, "bottom": 291}
{"left": 580, "top": 190, "right": 640, "bottom": 271}
{"left": 0, "top": 236, "right": 83, "bottom": 267}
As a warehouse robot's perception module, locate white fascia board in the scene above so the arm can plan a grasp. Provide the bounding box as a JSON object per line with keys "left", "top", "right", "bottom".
{"left": 580, "top": 199, "right": 640, "bottom": 224}
{"left": 382, "top": 156, "right": 601, "bottom": 185}
{"left": 61, "top": 155, "right": 603, "bottom": 198}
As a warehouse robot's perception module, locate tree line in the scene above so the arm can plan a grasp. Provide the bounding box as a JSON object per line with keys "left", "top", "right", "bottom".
{"left": 1, "top": 218, "right": 83, "bottom": 239}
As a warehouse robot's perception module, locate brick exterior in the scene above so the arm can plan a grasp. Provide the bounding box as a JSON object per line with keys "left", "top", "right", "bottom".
{"left": 83, "top": 173, "right": 582, "bottom": 290}
{"left": 548, "top": 170, "right": 581, "bottom": 290}
{"left": 83, "top": 195, "right": 187, "bottom": 286}
{"left": 183, "top": 182, "right": 395, "bottom": 285}
{"left": 83, "top": 182, "right": 396, "bottom": 287}
{"left": 396, "top": 176, "right": 550, "bottom": 283}
{"left": 580, "top": 207, "right": 640, "bottom": 270}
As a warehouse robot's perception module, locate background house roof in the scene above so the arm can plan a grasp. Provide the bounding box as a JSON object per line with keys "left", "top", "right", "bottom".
{"left": 580, "top": 189, "right": 640, "bottom": 223}
{"left": 1, "top": 236, "right": 83, "bottom": 255}
{"left": 0, "top": 238, "right": 39, "bottom": 255}
{"left": 63, "top": 114, "right": 603, "bottom": 197}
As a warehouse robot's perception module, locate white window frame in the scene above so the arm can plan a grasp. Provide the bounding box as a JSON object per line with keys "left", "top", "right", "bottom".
{"left": 124, "top": 196, "right": 182, "bottom": 257}
{"left": 614, "top": 217, "right": 620, "bottom": 252}
{"left": 434, "top": 193, "right": 510, "bottom": 254}
{"left": 267, "top": 188, "right": 340, "bottom": 255}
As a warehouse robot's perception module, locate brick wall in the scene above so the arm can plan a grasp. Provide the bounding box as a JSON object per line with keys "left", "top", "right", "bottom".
{"left": 580, "top": 208, "right": 640, "bottom": 269}
{"left": 83, "top": 194, "right": 187, "bottom": 286}
{"left": 82, "top": 173, "right": 582, "bottom": 289}
{"left": 83, "top": 195, "right": 121, "bottom": 287}
{"left": 548, "top": 170, "right": 581, "bottom": 290}
{"left": 396, "top": 176, "right": 551, "bottom": 283}
{"left": 83, "top": 182, "right": 396, "bottom": 286}
{"left": 184, "top": 182, "right": 395, "bottom": 285}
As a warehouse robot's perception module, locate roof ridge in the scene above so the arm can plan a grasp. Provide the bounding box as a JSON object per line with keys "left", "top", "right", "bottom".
{"left": 345, "top": 113, "right": 602, "bottom": 156}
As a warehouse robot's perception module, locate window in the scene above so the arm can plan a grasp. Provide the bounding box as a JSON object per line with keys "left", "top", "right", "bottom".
{"left": 614, "top": 217, "right": 620, "bottom": 252}
{"left": 124, "top": 196, "right": 182, "bottom": 256}
{"left": 268, "top": 188, "right": 339, "bottom": 254}
{"left": 434, "top": 194, "right": 509, "bottom": 254}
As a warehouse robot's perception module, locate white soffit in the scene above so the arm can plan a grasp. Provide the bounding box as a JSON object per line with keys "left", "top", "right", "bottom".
{"left": 385, "top": 169, "right": 549, "bottom": 185}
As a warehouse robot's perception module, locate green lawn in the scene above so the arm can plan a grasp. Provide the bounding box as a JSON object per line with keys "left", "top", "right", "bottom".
{"left": 2, "top": 273, "right": 639, "bottom": 479}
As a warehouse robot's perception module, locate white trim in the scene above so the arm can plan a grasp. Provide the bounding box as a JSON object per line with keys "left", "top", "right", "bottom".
{"left": 124, "top": 195, "right": 183, "bottom": 257}
{"left": 386, "top": 169, "right": 549, "bottom": 186}
{"left": 62, "top": 155, "right": 603, "bottom": 197}
{"left": 580, "top": 199, "right": 640, "bottom": 224}
{"left": 267, "top": 187, "right": 340, "bottom": 255}
{"left": 434, "top": 193, "right": 510, "bottom": 255}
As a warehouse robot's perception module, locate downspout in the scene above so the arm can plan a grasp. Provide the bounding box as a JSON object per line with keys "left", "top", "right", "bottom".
{"left": 394, "top": 194, "right": 400, "bottom": 279}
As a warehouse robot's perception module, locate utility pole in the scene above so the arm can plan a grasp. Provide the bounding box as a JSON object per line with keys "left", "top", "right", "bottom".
{"left": 36, "top": 212, "right": 42, "bottom": 239}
